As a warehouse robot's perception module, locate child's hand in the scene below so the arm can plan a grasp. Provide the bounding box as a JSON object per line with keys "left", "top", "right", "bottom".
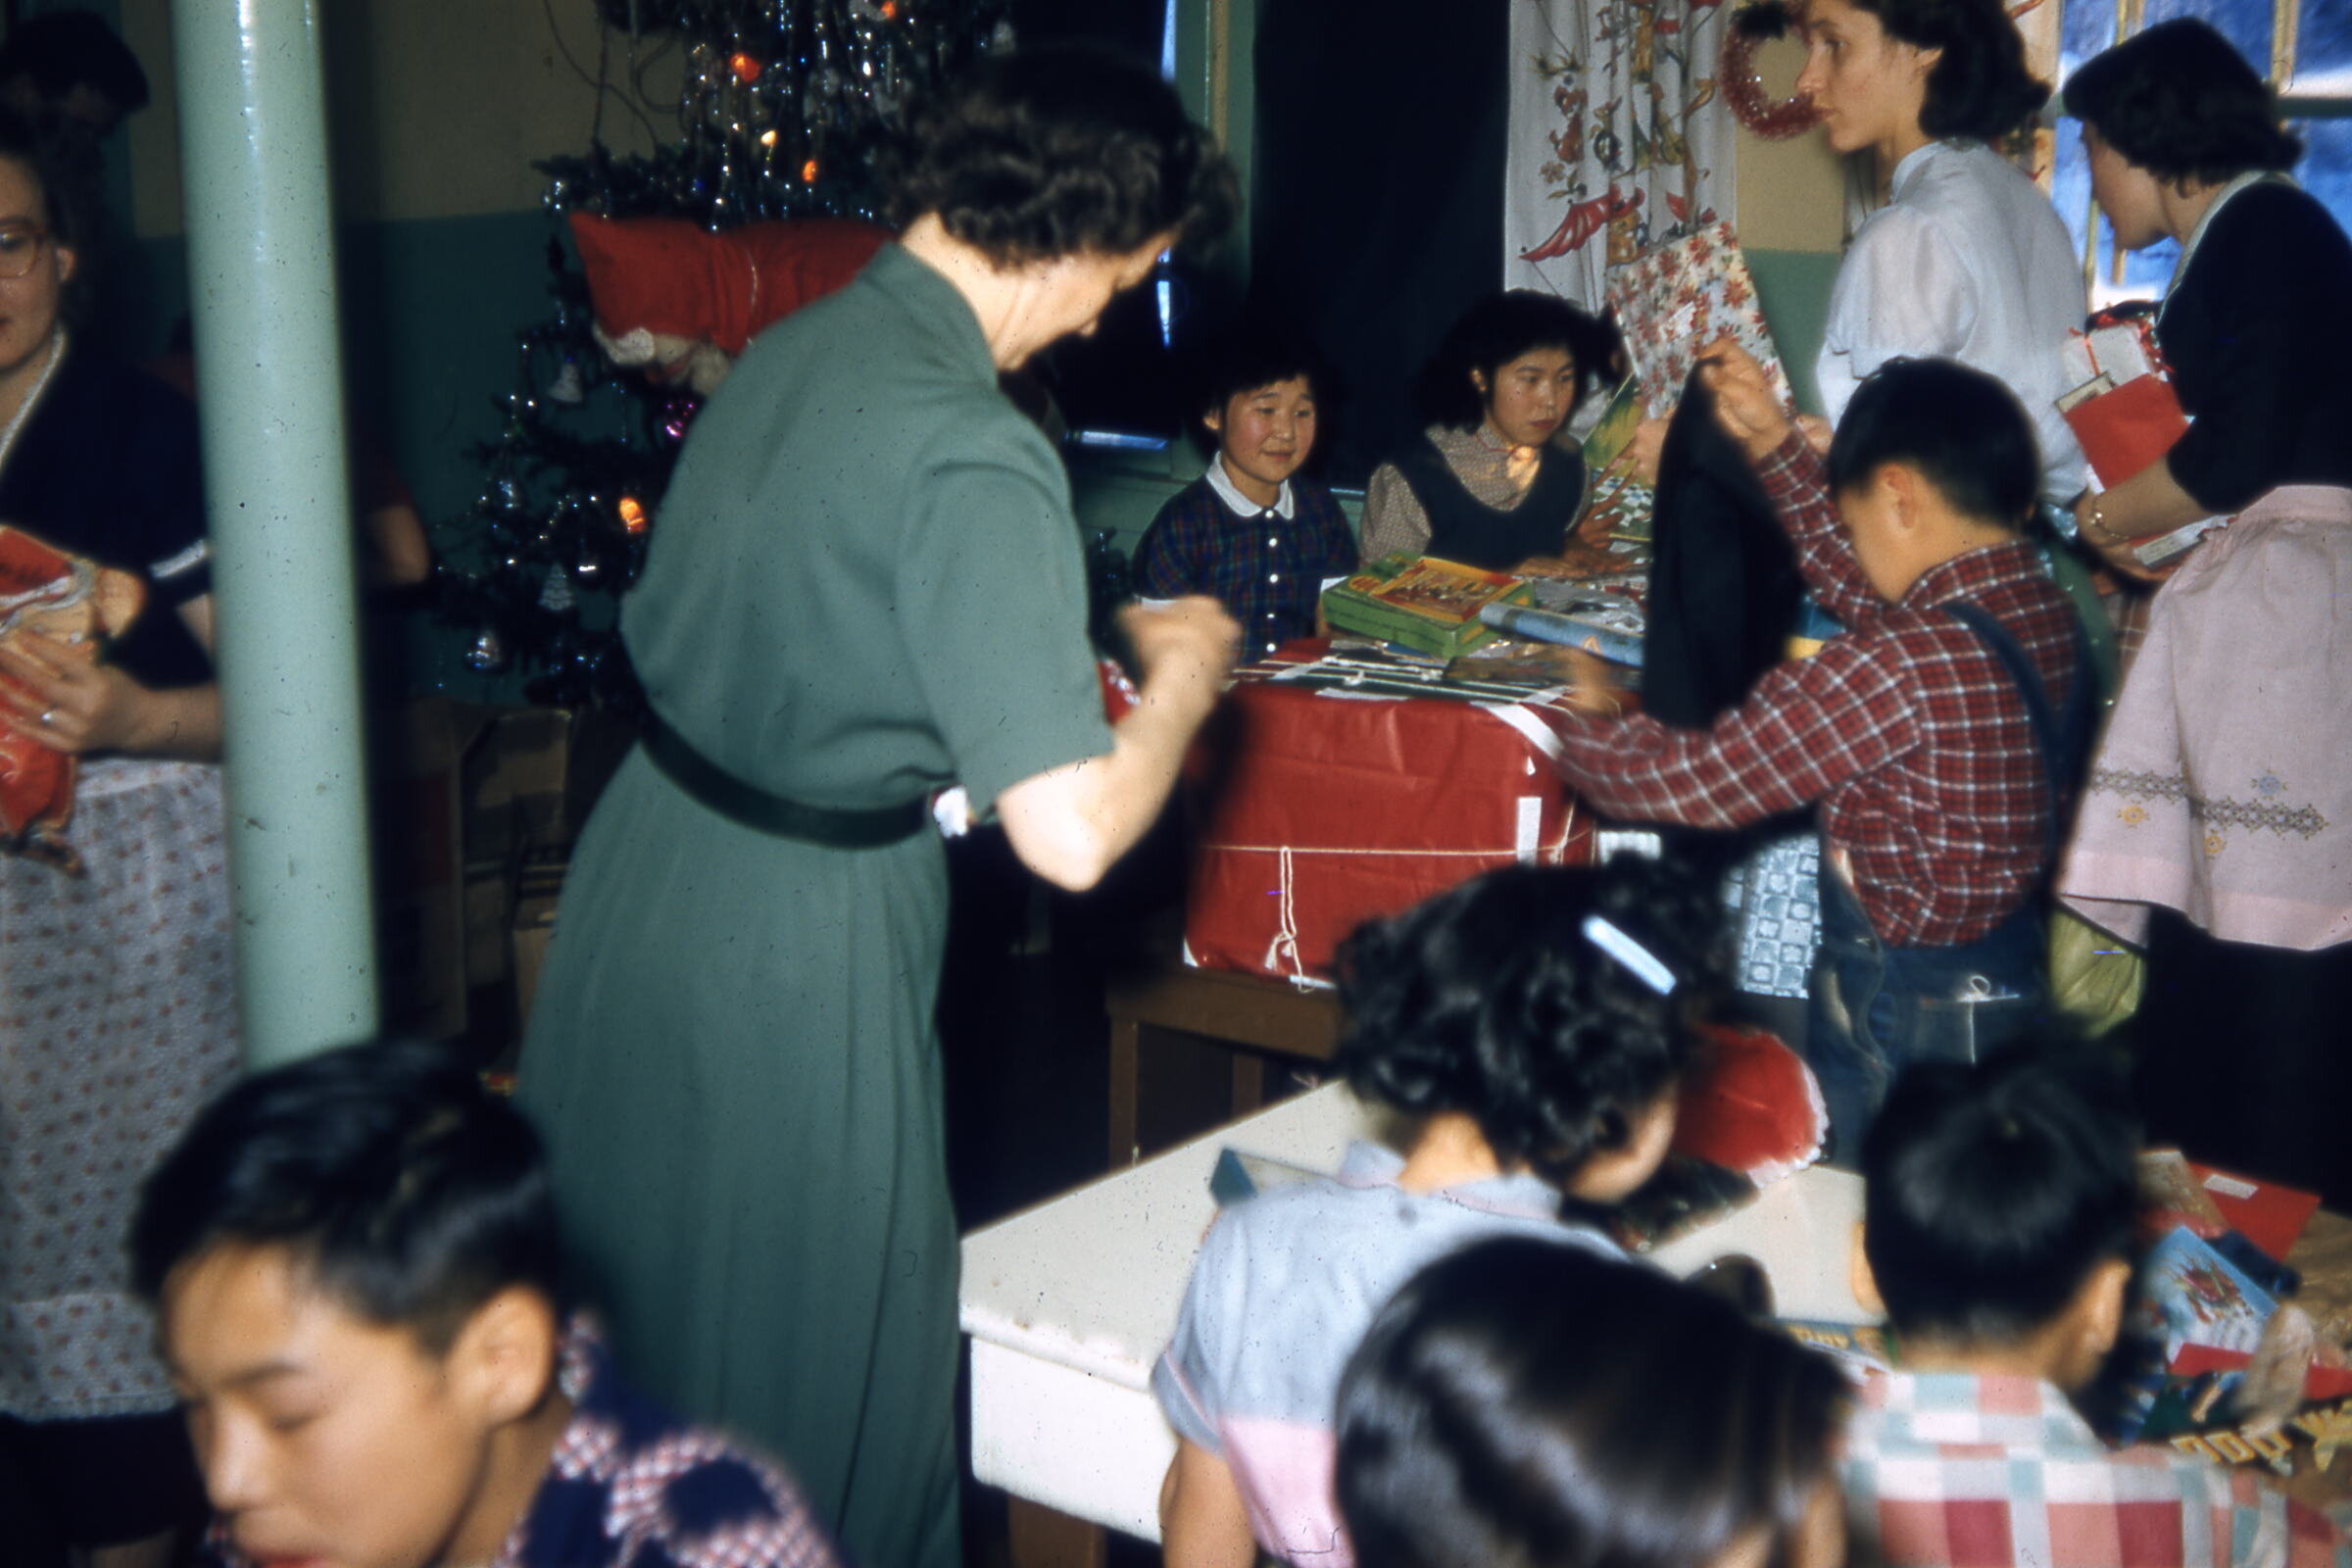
{"left": 1695, "top": 341, "right": 1791, "bottom": 464}
{"left": 1549, "top": 645, "right": 1626, "bottom": 718}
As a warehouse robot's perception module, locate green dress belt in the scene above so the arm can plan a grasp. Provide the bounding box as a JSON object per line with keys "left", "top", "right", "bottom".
{"left": 638, "top": 708, "right": 930, "bottom": 849}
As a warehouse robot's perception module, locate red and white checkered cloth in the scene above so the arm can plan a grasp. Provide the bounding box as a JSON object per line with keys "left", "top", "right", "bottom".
{"left": 1842, "top": 1370, "right": 2351, "bottom": 1568}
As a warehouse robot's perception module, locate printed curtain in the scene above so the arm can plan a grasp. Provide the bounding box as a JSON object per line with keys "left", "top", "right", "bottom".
{"left": 1504, "top": 0, "right": 1740, "bottom": 309}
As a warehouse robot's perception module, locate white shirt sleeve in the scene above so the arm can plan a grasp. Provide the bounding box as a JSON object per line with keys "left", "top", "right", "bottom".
{"left": 1815, "top": 207, "right": 1978, "bottom": 425}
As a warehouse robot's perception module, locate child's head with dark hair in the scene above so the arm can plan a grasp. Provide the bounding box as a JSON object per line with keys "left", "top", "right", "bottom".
{"left": 1861, "top": 1038, "right": 2140, "bottom": 1387}
{"left": 1337, "top": 1237, "right": 1850, "bottom": 1568}
{"left": 1821, "top": 356, "right": 2039, "bottom": 601}
{"left": 0, "top": 10, "right": 150, "bottom": 135}
{"left": 1827, "top": 357, "right": 2039, "bottom": 529}
{"left": 881, "top": 45, "right": 1235, "bottom": 267}
{"left": 1334, "top": 857, "right": 1725, "bottom": 1200}
{"left": 1414, "top": 290, "right": 1603, "bottom": 445}
{"left": 1192, "top": 321, "right": 1327, "bottom": 501}
{"left": 132, "top": 1039, "right": 577, "bottom": 1568}
{"left": 2064, "top": 20, "right": 2301, "bottom": 189}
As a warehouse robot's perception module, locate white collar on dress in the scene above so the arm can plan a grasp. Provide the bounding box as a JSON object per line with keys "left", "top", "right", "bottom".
{"left": 1205, "top": 456, "right": 1296, "bottom": 519}
{"left": 1887, "top": 138, "right": 1977, "bottom": 202}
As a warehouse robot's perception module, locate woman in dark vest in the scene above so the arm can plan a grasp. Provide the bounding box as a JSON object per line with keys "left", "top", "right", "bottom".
{"left": 1358, "top": 291, "right": 1602, "bottom": 571}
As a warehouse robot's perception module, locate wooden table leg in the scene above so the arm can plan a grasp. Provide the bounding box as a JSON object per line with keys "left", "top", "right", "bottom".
{"left": 1108, "top": 1016, "right": 1141, "bottom": 1168}
{"left": 1230, "top": 1051, "right": 1266, "bottom": 1120}
{"left": 1006, "top": 1497, "right": 1107, "bottom": 1568}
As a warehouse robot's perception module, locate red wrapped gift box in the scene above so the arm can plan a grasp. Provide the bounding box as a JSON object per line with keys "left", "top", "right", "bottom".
{"left": 1185, "top": 671, "right": 1591, "bottom": 980}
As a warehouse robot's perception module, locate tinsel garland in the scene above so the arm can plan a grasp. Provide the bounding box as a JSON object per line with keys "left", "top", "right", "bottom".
{"left": 1721, "top": 2, "right": 1821, "bottom": 142}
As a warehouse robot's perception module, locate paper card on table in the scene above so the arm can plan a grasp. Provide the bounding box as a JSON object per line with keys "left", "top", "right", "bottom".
{"left": 2187, "top": 1161, "right": 2321, "bottom": 1262}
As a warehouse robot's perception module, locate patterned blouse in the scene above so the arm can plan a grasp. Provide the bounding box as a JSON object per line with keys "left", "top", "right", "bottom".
{"left": 1359, "top": 423, "right": 1548, "bottom": 564}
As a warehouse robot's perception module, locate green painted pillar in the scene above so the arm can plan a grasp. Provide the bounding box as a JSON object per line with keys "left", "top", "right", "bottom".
{"left": 171, "top": 0, "right": 378, "bottom": 1065}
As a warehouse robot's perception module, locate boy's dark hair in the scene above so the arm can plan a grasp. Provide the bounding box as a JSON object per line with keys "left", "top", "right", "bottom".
{"left": 1334, "top": 858, "right": 1725, "bottom": 1186}
{"left": 1337, "top": 1237, "right": 1848, "bottom": 1568}
{"left": 1413, "top": 290, "right": 1603, "bottom": 431}
{"left": 1194, "top": 319, "right": 1326, "bottom": 427}
{"left": 1848, "top": 0, "right": 2047, "bottom": 141}
{"left": 882, "top": 45, "right": 1235, "bottom": 266}
{"left": 2063, "top": 20, "right": 2301, "bottom": 185}
{"left": 0, "top": 11, "right": 149, "bottom": 117}
{"left": 130, "top": 1039, "right": 563, "bottom": 1352}
{"left": 1861, "top": 1038, "right": 2140, "bottom": 1347}
{"left": 1826, "top": 356, "right": 2039, "bottom": 528}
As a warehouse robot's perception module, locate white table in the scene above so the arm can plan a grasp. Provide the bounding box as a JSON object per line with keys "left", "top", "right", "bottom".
{"left": 960, "top": 1082, "right": 1874, "bottom": 1551}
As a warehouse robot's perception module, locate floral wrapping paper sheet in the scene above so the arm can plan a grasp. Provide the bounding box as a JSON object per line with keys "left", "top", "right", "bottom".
{"left": 1603, "top": 221, "right": 1794, "bottom": 416}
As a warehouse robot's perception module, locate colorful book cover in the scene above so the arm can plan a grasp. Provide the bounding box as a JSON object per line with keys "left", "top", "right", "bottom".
{"left": 2106, "top": 1226, "right": 2280, "bottom": 1442}
{"left": 1321, "top": 555, "right": 1536, "bottom": 660}
{"left": 1580, "top": 375, "right": 1646, "bottom": 473}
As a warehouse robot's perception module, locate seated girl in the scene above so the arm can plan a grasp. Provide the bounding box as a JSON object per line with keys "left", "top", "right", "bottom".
{"left": 1152, "top": 857, "right": 1726, "bottom": 1568}
{"left": 1357, "top": 291, "right": 1605, "bottom": 570}
{"left": 1334, "top": 1237, "right": 1849, "bottom": 1568}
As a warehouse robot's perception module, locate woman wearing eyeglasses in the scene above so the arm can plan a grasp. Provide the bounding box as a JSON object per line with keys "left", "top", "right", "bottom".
{"left": 0, "top": 112, "right": 229, "bottom": 1568}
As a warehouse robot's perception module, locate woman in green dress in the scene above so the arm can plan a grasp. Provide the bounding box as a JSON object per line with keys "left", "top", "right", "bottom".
{"left": 517, "top": 49, "right": 1238, "bottom": 1568}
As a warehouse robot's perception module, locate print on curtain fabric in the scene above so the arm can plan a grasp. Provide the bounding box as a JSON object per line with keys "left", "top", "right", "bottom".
{"left": 1505, "top": 0, "right": 1739, "bottom": 308}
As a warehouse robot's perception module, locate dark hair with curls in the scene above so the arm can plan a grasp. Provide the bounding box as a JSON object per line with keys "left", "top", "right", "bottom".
{"left": 1337, "top": 1237, "right": 1849, "bottom": 1568}
{"left": 2063, "top": 20, "right": 2301, "bottom": 185}
{"left": 130, "top": 1039, "right": 564, "bottom": 1353}
{"left": 881, "top": 45, "right": 1235, "bottom": 267}
{"left": 1413, "top": 290, "right": 1606, "bottom": 432}
{"left": 1847, "top": 0, "right": 2049, "bottom": 142}
{"left": 1333, "top": 858, "right": 1724, "bottom": 1188}
{"left": 1862, "top": 1035, "right": 2140, "bottom": 1348}
{"left": 0, "top": 10, "right": 150, "bottom": 118}
{"left": 1827, "top": 356, "right": 2039, "bottom": 528}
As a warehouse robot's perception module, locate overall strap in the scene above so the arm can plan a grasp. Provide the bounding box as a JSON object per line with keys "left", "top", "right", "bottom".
{"left": 1941, "top": 601, "right": 2094, "bottom": 859}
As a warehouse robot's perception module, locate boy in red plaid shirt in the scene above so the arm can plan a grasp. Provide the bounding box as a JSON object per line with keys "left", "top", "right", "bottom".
{"left": 1549, "top": 343, "right": 2091, "bottom": 1158}
{"left": 1840, "top": 1045, "right": 2349, "bottom": 1568}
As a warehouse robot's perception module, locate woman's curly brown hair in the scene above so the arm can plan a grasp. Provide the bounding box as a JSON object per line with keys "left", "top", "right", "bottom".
{"left": 881, "top": 46, "right": 1236, "bottom": 266}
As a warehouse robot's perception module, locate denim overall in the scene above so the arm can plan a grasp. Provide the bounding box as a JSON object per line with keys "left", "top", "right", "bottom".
{"left": 1805, "top": 601, "right": 2094, "bottom": 1163}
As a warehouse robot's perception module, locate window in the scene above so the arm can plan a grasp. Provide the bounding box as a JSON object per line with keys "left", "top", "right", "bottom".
{"left": 2050, "top": 0, "right": 2352, "bottom": 305}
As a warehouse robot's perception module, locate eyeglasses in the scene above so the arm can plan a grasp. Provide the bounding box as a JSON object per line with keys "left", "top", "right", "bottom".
{"left": 0, "top": 222, "right": 52, "bottom": 279}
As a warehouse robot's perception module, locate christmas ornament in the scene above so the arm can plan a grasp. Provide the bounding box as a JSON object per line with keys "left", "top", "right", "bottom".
{"left": 466, "top": 627, "right": 510, "bottom": 672}
{"left": 541, "top": 565, "right": 576, "bottom": 612}
{"left": 546, "top": 356, "right": 588, "bottom": 405}
{"left": 619, "top": 496, "right": 652, "bottom": 535}
{"left": 659, "top": 398, "right": 701, "bottom": 445}
{"left": 1722, "top": 3, "right": 1821, "bottom": 140}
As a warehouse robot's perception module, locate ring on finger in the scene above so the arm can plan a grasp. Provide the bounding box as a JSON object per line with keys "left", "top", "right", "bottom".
{"left": 38, "top": 709, "right": 56, "bottom": 726}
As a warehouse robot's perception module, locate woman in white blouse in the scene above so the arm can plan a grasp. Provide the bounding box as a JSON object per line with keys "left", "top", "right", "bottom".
{"left": 1797, "top": 0, "right": 2085, "bottom": 505}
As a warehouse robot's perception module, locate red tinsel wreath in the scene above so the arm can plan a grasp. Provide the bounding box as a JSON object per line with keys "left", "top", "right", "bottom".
{"left": 1721, "top": 2, "right": 1821, "bottom": 140}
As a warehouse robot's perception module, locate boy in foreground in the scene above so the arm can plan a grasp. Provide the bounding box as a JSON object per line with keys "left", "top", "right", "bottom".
{"left": 1846, "top": 1046, "right": 2349, "bottom": 1568}
{"left": 1547, "top": 342, "right": 2091, "bottom": 1156}
{"left": 129, "top": 1039, "right": 841, "bottom": 1568}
